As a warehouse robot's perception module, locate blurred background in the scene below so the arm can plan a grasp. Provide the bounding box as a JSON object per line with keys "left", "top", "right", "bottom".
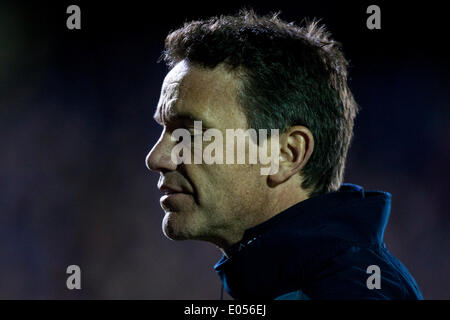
{"left": 0, "top": 0, "right": 448, "bottom": 299}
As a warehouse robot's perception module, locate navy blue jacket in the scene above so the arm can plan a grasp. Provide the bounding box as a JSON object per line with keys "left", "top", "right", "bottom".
{"left": 214, "top": 183, "right": 423, "bottom": 299}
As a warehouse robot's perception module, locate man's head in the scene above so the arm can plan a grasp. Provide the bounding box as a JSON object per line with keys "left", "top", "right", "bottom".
{"left": 146, "top": 10, "right": 358, "bottom": 250}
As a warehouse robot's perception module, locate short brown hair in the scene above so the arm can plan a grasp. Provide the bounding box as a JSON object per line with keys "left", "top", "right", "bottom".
{"left": 161, "top": 9, "right": 359, "bottom": 197}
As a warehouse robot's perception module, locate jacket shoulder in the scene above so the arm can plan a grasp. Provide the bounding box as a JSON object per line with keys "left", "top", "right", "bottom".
{"left": 300, "top": 243, "right": 423, "bottom": 300}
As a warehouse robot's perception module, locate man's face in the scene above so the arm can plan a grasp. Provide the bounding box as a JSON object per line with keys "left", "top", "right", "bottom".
{"left": 146, "top": 60, "right": 267, "bottom": 247}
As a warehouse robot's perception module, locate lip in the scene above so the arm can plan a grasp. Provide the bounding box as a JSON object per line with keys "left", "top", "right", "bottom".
{"left": 160, "top": 189, "right": 193, "bottom": 210}
{"left": 161, "top": 191, "right": 191, "bottom": 199}
{"left": 158, "top": 184, "right": 192, "bottom": 196}
{"left": 160, "top": 193, "right": 191, "bottom": 203}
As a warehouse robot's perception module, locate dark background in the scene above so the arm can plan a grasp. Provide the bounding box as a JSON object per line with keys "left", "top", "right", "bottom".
{"left": 0, "top": 1, "right": 448, "bottom": 299}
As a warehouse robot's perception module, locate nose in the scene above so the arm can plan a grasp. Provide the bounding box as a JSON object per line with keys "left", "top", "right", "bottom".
{"left": 146, "top": 131, "right": 178, "bottom": 173}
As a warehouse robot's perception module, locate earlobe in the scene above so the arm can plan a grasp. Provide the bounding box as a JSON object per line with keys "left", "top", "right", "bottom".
{"left": 267, "top": 169, "right": 286, "bottom": 187}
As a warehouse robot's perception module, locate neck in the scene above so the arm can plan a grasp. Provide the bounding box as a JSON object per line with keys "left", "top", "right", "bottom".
{"left": 219, "top": 184, "right": 309, "bottom": 257}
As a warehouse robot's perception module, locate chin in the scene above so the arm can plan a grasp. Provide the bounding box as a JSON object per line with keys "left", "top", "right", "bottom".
{"left": 162, "top": 211, "right": 192, "bottom": 241}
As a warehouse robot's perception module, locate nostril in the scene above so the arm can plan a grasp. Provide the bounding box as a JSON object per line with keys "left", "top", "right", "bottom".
{"left": 159, "top": 168, "right": 170, "bottom": 175}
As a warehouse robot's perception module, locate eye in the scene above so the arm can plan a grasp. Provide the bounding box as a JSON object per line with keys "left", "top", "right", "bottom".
{"left": 170, "top": 128, "right": 195, "bottom": 144}
{"left": 187, "top": 128, "right": 196, "bottom": 136}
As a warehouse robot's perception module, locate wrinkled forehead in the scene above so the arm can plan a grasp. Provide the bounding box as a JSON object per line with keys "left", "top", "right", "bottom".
{"left": 156, "top": 60, "right": 246, "bottom": 128}
{"left": 156, "top": 61, "right": 189, "bottom": 120}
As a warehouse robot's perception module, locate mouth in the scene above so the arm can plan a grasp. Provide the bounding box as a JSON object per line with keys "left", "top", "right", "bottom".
{"left": 160, "top": 192, "right": 191, "bottom": 201}
{"left": 159, "top": 184, "right": 192, "bottom": 196}
{"left": 160, "top": 192, "right": 193, "bottom": 213}
{"left": 158, "top": 183, "right": 194, "bottom": 209}
{"left": 160, "top": 191, "right": 192, "bottom": 202}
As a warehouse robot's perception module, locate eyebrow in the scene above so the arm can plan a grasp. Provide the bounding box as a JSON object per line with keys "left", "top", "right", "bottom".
{"left": 153, "top": 109, "right": 163, "bottom": 125}
{"left": 153, "top": 109, "right": 208, "bottom": 127}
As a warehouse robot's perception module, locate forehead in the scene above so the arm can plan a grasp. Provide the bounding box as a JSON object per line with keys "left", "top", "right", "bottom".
{"left": 156, "top": 60, "right": 246, "bottom": 128}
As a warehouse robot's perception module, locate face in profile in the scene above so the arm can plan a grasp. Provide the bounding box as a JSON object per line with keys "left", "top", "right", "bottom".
{"left": 146, "top": 60, "right": 269, "bottom": 247}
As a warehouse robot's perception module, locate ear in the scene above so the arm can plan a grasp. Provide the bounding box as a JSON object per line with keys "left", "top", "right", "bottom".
{"left": 268, "top": 126, "right": 314, "bottom": 187}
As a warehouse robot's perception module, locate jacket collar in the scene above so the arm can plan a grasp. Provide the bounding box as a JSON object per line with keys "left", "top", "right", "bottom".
{"left": 214, "top": 183, "right": 392, "bottom": 299}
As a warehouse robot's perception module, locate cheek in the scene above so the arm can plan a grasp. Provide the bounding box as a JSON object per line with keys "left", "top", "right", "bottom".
{"left": 205, "top": 164, "right": 262, "bottom": 202}
{"left": 186, "top": 161, "right": 264, "bottom": 208}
